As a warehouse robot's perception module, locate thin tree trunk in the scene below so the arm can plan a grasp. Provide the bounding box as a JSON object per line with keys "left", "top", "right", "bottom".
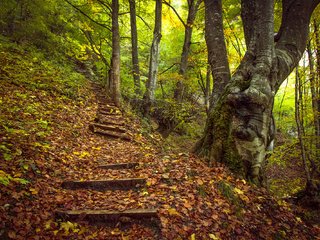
{"left": 295, "top": 67, "right": 312, "bottom": 185}
{"left": 314, "top": 19, "right": 320, "bottom": 144}
{"left": 143, "top": 0, "right": 162, "bottom": 114}
{"left": 111, "top": 0, "right": 121, "bottom": 107}
{"left": 307, "top": 42, "right": 320, "bottom": 151}
{"left": 129, "top": 0, "right": 141, "bottom": 95}
{"left": 174, "top": 0, "right": 201, "bottom": 101}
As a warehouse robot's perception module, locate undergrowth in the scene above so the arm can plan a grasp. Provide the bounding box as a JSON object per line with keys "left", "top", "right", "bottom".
{"left": 0, "top": 36, "right": 90, "bottom": 188}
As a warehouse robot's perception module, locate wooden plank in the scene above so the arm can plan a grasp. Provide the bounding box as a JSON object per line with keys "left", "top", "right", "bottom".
{"left": 92, "top": 128, "right": 131, "bottom": 141}
{"left": 97, "top": 102, "right": 116, "bottom": 107}
{"left": 98, "top": 110, "right": 122, "bottom": 116}
{"left": 61, "top": 178, "right": 146, "bottom": 190}
{"left": 90, "top": 123, "right": 126, "bottom": 133}
{"left": 56, "top": 208, "right": 158, "bottom": 222}
{"left": 94, "top": 117, "right": 125, "bottom": 126}
{"left": 98, "top": 106, "right": 119, "bottom": 112}
{"left": 98, "top": 162, "right": 139, "bottom": 170}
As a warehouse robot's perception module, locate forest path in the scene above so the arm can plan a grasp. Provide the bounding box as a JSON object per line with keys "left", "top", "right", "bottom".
{"left": 54, "top": 83, "right": 163, "bottom": 238}
{"left": 50, "top": 82, "right": 319, "bottom": 239}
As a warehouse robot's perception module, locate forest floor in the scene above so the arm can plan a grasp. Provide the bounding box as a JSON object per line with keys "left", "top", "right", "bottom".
{"left": 1, "top": 41, "right": 320, "bottom": 240}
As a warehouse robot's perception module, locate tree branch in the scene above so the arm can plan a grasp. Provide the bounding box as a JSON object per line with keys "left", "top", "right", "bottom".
{"left": 275, "top": 0, "right": 320, "bottom": 89}
{"left": 137, "top": 14, "right": 152, "bottom": 30}
{"left": 163, "top": 0, "right": 186, "bottom": 27}
{"left": 64, "top": 0, "right": 111, "bottom": 31}
{"left": 159, "top": 63, "right": 179, "bottom": 75}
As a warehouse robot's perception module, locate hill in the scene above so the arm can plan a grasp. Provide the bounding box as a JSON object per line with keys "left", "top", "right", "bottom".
{"left": 0, "top": 38, "right": 319, "bottom": 239}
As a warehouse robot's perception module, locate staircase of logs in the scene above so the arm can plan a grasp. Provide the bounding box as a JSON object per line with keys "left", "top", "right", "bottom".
{"left": 55, "top": 90, "right": 159, "bottom": 231}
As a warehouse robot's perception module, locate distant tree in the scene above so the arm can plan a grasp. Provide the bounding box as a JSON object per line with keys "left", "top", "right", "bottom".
{"left": 143, "top": 0, "right": 162, "bottom": 114}
{"left": 111, "top": 0, "right": 121, "bottom": 107}
{"left": 166, "top": 0, "right": 202, "bottom": 102}
{"left": 129, "top": 0, "right": 141, "bottom": 95}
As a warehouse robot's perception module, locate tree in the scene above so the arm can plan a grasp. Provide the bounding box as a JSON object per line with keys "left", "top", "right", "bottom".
{"left": 168, "top": 0, "right": 202, "bottom": 101}
{"left": 129, "top": 0, "right": 141, "bottom": 95}
{"left": 204, "top": 0, "right": 230, "bottom": 108}
{"left": 111, "top": 0, "right": 121, "bottom": 107}
{"left": 194, "top": 0, "right": 320, "bottom": 185}
{"left": 143, "top": 0, "right": 162, "bottom": 114}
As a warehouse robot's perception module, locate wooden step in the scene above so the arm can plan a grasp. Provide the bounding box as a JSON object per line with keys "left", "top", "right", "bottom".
{"left": 90, "top": 123, "right": 126, "bottom": 133}
{"left": 98, "top": 110, "right": 122, "bottom": 116}
{"left": 61, "top": 178, "right": 146, "bottom": 190}
{"left": 98, "top": 162, "right": 139, "bottom": 170}
{"left": 97, "top": 102, "right": 116, "bottom": 107}
{"left": 94, "top": 117, "right": 125, "bottom": 126}
{"left": 98, "top": 105, "right": 119, "bottom": 112}
{"left": 92, "top": 128, "right": 131, "bottom": 140}
{"left": 56, "top": 208, "right": 158, "bottom": 222}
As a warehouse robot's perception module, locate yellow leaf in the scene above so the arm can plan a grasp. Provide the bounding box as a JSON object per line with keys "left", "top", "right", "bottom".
{"left": 122, "top": 234, "right": 130, "bottom": 240}
{"left": 29, "top": 188, "right": 38, "bottom": 195}
{"left": 190, "top": 233, "right": 196, "bottom": 240}
{"left": 60, "top": 221, "right": 78, "bottom": 234}
{"left": 36, "top": 228, "right": 41, "bottom": 233}
{"left": 233, "top": 187, "right": 244, "bottom": 195}
{"left": 209, "top": 233, "right": 221, "bottom": 240}
{"left": 111, "top": 228, "right": 121, "bottom": 235}
{"left": 167, "top": 208, "right": 182, "bottom": 217}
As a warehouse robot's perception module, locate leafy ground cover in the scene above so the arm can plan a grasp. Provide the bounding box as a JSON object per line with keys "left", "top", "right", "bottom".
{"left": 1, "top": 40, "right": 320, "bottom": 239}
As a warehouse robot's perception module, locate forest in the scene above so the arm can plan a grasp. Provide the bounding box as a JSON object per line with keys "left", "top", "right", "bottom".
{"left": 0, "top": 0, "right": 320, "bottom": 239}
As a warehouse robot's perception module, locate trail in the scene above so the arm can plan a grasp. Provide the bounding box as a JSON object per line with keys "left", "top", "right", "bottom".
{"left": 1, "top": 80, "right": 319, "bottom": 239}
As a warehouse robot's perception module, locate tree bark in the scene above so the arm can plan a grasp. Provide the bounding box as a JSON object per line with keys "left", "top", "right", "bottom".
{"left": 194, "top": 0, "right": 319, "bottom": 185}
{"left": 205, "top": 0, "right": 231, "bottom": 108}
{"left": 174, "top": 0, "right": 202, "bottom": 101}
{"left": 205, "top": 65, "right": 211, "bottom": 113}
{"left": 111, "top": 0, "right": 121, "bottom": 107}
{"left": 129, "top": 0, "right": 141, "bottom": 95}
{"left": 143, "top": 0, "right": 162, "bottom": 114}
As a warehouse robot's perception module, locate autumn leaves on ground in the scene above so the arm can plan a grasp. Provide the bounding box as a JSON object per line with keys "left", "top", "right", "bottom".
{"left": 0, "top": 42, "right": 319, "bottom": 240}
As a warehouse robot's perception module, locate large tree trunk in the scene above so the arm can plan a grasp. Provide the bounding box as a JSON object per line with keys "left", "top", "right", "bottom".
{"left": 111, "top": 0, "right": 121, "bottom": 107}
{"left": 205, "top": 0, "right": 231, "bottom": 108}
{"left": 174, "top": 0, "right": 201, "bottom": 101}
{"left": 129, "top": 0, "right": 141, "bottom": 95}
{"left": 143, "top": 0, "right": 162, "bottom": 114}
{"left": 194, "top": 0, "right": 319, "bottom": 185}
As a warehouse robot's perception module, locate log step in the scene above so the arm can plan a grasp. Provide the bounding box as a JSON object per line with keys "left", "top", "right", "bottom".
{"left": 92, "top": 128, "right": 131, "bottom": 140}
{"left": 97, "top": 102, "right": 116, "bottom": 107}
{"left": 90, "top": 123, "right": 126, "bottom": 133}
{"left": 56, "top": 208, "right": 158, "bottom": 222}
{"left": 98, "top": 162, "right": 139, "bottom": 170}
{"left": 94, "top": 117, "right": 125, "bottom": 126}
{"left": 98, "top": 106, "right": 119, "bottom": 112}
{"left": 98, "top": 110, "right": 122, "bottom": 116}
{"left": 61, "top": 178, "right": 146, "bottom": 190}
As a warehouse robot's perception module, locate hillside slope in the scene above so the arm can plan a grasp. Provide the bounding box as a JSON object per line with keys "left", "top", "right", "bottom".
{"left": 0, "top": 40, "right": 319, "bottom": 239}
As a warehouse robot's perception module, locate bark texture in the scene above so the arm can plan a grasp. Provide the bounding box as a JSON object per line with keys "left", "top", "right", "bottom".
{"left": 143, "top": 0, "right": 162, "bottom": 113}
{"left": 111, "top": 0, "right": 121, "bottom": 107}
{"left": 129, "top": 0, "right": 141, "bottom": 94}
{"left": 194, "top": 0, "right": 320, "bottom": 184}
{"left": 205, "top": 0, "right": 231, "bottom": 107}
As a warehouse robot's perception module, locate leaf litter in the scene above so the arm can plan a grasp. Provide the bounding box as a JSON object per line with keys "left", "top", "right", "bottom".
{"left": 1, "top": 54, "right": 319, "bottom": 239}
